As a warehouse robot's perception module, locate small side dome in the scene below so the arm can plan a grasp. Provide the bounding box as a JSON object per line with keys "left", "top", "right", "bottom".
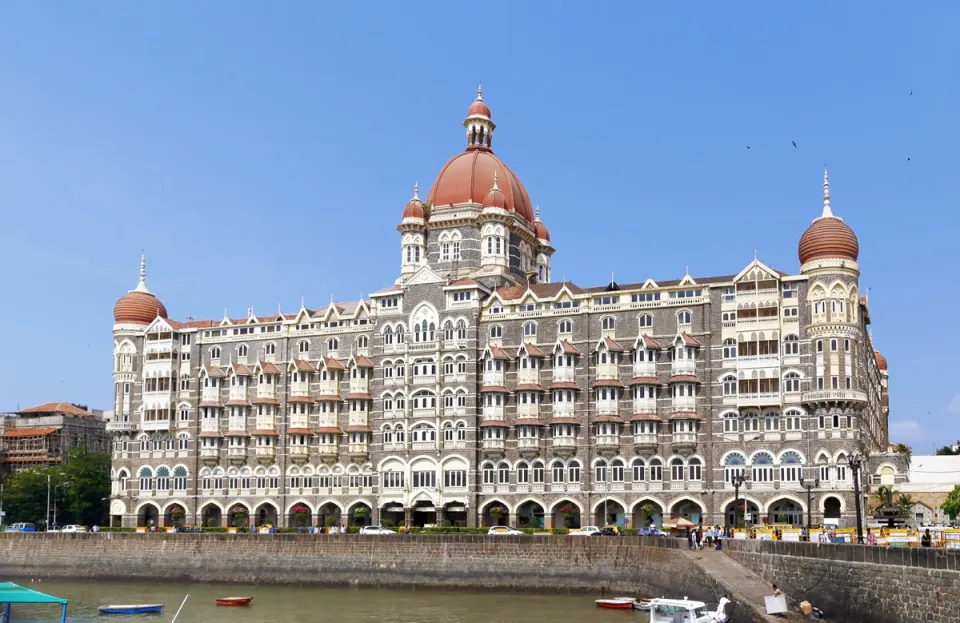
{"left": 534, "top": 207, "right": 551, "bottom": 242}
{"left": 481, "top": 171, "right": 508, "bottom": 211}
{"left": 402, "top": 183, "right": 425, "bottom": 220}
{"left": 875, "top": 351, "right": 888, "bottom": 371}
{"left": 467, "top": 84, "right": 491, "bottom": 118}
{"left": 114, "top": 254, "right": 167, "bottom": 324}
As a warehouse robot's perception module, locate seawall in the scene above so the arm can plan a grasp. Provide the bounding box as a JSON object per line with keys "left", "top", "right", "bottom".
{"left": 0, "top": 533, "right": 769, "bottom": 621}
{"left": 723, "top": 539, "right": 960, "bottom": 623}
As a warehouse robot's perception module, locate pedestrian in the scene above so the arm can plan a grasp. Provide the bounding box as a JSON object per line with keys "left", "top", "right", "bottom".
{"left": 921, "top": 529, "right": 932, "bottom": 548}
{"left": 687, "top": 529, "right": 694, "bottom": 550}
{"left": 695, "top": 526, "right": 703, "bottom": 551}
{"left": 92, "top": 524, "right": 99, "bottom": 533}
{"left": 866, "top": 528, "right": 877, "bottom": 546}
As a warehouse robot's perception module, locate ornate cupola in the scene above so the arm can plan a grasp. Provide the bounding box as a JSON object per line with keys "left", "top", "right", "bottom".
{"left": 398, "top": 184, "right": 427, "bottom": 277}
{"left": 464, "top": 84, "right": 496, "bottom": 151}
{"left": 399, "top": 183, "right": 426, "bottom": 228}
{"left": 534, "top": 207, "right": 551, "bottom": 245}
{"left": 113, "top": 254, "right": 167, "bottom": 325}
{"left": 798, "top": 169, "right": 860, "bottom": 270}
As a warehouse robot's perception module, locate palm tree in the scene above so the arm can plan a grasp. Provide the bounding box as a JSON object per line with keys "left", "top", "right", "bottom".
{"left": 873, "top": 485, "right": 894, "bottom": 508}
{"left": 896, "top": 494, "right": 917, "bottom": 514}
{"left": 636, "top": 502, "right": 659, "bottom": 526}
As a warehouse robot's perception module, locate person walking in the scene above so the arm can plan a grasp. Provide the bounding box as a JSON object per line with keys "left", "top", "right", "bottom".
{"left": 866, "top": 528, "right": 877, "bottom": 545}
{"left": 921, "top": 529, "right": 932, "bottom": 547}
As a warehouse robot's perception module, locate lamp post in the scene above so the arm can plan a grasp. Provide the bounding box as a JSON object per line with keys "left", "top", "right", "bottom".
{"left": 732, "top": 472, "right": 746, "bottom": 528}
{"left": 799, "top": 477, "right": 819, "bottom": 529}
{"left": 847, "top": 450, "right": 866, "bottom": 544}
{"left": 46, "top": 474, "right": 51, "bottom": 531}
{"left": 52, "top": 482, "right": 71, "bottom": 531}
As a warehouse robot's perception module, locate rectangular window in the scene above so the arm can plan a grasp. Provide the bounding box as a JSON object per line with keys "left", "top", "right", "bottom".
{"left": 412, "top": 471, "right": 436, "bottom": 488}
{"left": 831, "top": 376, "right": 839, "bottom": 389}
{"left": 443, "top": 470, "right": 466, "bottom": 488}
{"left": 631, "top": 292, "right": 661, "bottom": 303}
{"left": 593, "top": 295, "right": 619, "bottom": 305}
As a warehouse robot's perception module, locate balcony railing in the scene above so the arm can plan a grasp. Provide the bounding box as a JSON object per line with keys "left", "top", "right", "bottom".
{"left": 517, "top": 437, "right": 541, "bottom": 449}
{"left": 483, "top": 406, "right": 504, "bottom": 421}
{"left": 672, "top": 396, "right": 696, "bottom": 411}
{"left": 801, "top": 390, "right": 868, "bottom": 403}
{"left": 553, "top": 368, "right": 575, "bottom": 383}
{"left": 595, "top": 434, "right": 619, "bottom": 448}
{"left": 671, "top": 360, "right": 696, "bottom": 376}
{"left": 256, "top": 386, "right": 276, "bottom": 400}
{"left": 348, "top": 443, "right": 369, "bottom": 456}
{"left": 227, "top": 418, "right": 246, "bottom": 432}
{"left": 290, "top": 381, "right": 310, "bottom": 396}
{"left": 318, "top": 382, "right": 339, "bottom": 396}
{"left": 200, "top": 420, "right": 220, "bottom": 434}
{"left": 481, "top": 438, "right": 505, "bottom": 451}
{"left": 412, "top": 408, "right": 436, "bottom": 419}
{"left": 552, "top": 403, "right": 575, "bottom": 418}
{"left": 412, "top": 375, "right": 434, "bottom": 386}
{"left": 632, "top": 399, "right": 657, "bottom": 414}
{"left": 482, "top": 372, "right": 505, "bottom": 387}
{"left": 738, "top": 392, "right": 781, "bottom": 405}
{"left": 672, "top": 432, "right": 697, "bottom": 444}
{"left": 289, "top": 415, "right": 309, "bottom": 430}
{"left": 255, "top": 446, "right": 275, "bottom": 459}
{"left": 349, "top": 380, "right": 370, "bottom": 394}
{"left": 411, "top": 441, "right": 435, "bottom": 451}
{"left": 142, "top": 419, "right": 172, "bottom": 432}
{"left": 596, "top": 400, "right": 619, "bottom": 415}
{"left": 200, "top": 447, "right": 219, "bottom": 458}
{"left": 227, "top": 447, "right": 247, "bottom": 458}
{"left": 596, "top": 363, "right": 618, "bottom": 380}
{"left": 288, "top": 446, "right": 310, "bottom": 459}
{"left": 552, "top": 437, "right": 577, "bottom": 450}
{"left": 633, "top": 433, "right": 657, "bottom": 445}
{"left": 317, "top": 443, "right": 339, "bottom": 457}
{"left": 632, "top": 363, "right": 656, "bottom": 378}
{"left": 106, "top": 421, "right": 136, "bottom": 432}
{"left": 517, "top": 369, "right": 539, "bottom": 386}
{"left": 517, "top": 403, "right": 540, "bottom": 419}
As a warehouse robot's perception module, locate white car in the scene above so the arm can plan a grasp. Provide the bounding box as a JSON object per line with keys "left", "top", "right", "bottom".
{"left": 359, "top": 525, "right": 396, "bottom": 535}
{"left": 59, "top": 525, "right": 88, "bottom": 533}
{"left": 569, "top": 526, "right": 600, "bottom": 536}
{"left": 487, "top": 526, "right": 523, "bottom": 535}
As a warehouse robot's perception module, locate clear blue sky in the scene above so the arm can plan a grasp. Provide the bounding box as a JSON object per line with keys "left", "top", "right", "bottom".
{"left": 1, "top": 2, "right": 956, "bottom": 452}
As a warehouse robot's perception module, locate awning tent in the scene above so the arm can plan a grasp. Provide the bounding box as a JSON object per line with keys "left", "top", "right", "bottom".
{"left": 0, "top": 582, "right": 68, "bottom": 623}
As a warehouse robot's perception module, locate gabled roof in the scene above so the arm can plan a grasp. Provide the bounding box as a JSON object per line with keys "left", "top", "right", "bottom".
{"left": 518, "top": 342, "right": 547, "bottom": 358}
{"left": 323, "top": 357, "right": 345, "bottom": 371}
{"left": 257, "top": 361, "right": 281, "bottom": 375}
{"left": 353, "top": 354, "right": 375, "bottom": 368}
{"left": 493, "top": 281, "right": 585, "bottom": 302}
{"left": 598, "top": 336, "right": 624, "bottom": 352}
{"left": 679, "top": 332, "right": 702, "bottom": 347}
{"left": 204, "top": 365, "right": 227, "bottom": 378}
{"left": 733, "top": 258, "right": 786, "bottom": 283}
{"left": 16, "top": 402, "right": 92, "bottom": 417}
{"left": 485, "top": 346, "right": 512, "bottom": 360}
{"left": 292, "top": 359, "right": 316, "bottom": 372}
{"left": 232, "top": 363, "right": 254, "bottom": 376}
{"left": 638, "top": 335, "right": 662, "bottom": 349}
{"left": 555, "top": 340, "right": 581, "bottom": 355}
{"left": 1, "top": 426, "right": 58, "bottom": 438}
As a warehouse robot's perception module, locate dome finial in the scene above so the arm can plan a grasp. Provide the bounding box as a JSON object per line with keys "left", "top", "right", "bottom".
{"left": 822, "top": 168, "right": 834, "bottom": 218}
{"left": 476, "top": 83, "right": 483, "bottom": 101}
{"left": 413, "top": 182, "right": 420, "bottom": 201}
{"left": 535, "top": 206, "right": 541, "bottom": 222}
{"left": 133, "top": 252, "right": 150, "bottom": 293}
{"left": 491, "top": 170, "right": 499, "bottom": 191}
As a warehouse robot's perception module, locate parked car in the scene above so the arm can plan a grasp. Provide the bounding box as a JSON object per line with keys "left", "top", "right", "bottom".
{"left": 5, "top": 523, "right": 36, "bottom": 533}
{"left": 359, "top": 525, "right": 396, "bottom": 535}
{"left": 592, "top": 526, "right": 622, "bottom": 536}
{"left": 487, "top": 526, "right": 523, "bottom": 535}
{"left": 568, "top": 526, "right": 600, "bottom": 536}
{"left": 59, "top": 525, "right": 88, "bottom": 533}
{"left": 638, "top": 527, "right": 668, "bottom": 537}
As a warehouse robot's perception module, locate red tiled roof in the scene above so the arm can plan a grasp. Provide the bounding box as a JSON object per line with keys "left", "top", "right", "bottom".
{"left": 288, "top": 396, "right": 315, "bottom": 404}
{"left": 549, "top": 382, "right": 580, "bottom": 390}
{"left": 293, "top": 359, "right": 316, "bottom": 372}
{"left": 479, "top": 420, "right": 509, "bottom": 428}
{"left": 224, "top": 430, "right": 250, "bottom": 437}
{"left": 316, "top": 394, "right": 344, "bottom": 402}
{"left": 252, "top": 397, "right": 279, "bottom": 406}
{"left": 669, "top": 411, "right": 701, "bottom": 420}
{"left": 550, "top": 417, "right": 580, "bottom": 425}
{"left": 487, "top": 346, "right": 512, "bottom": 360}
{"left": 522, "top": 343, "right": 547, "bottom": 357}
{"left": 559, "top": 340, "right": 581, "bottom": 355}
{"left": 603, "top": 337, "right": 625, "bottom": 352}
{"left": 1, "top": 426, "right": 57, "bottom": 438}
{"left": 225, "top": 399, "right": 251, "bottom": 407}
{"left": 680, "top": 332, "right": 702, "bottom": 347}
{"left": 323, "top": 357, "right": 345, "bottom": 371}
{"left": 252, "top": 429, "right": 278, "bottom": 436}
{"left": 232, "top": 364, "right": 254, "bottom": 376}
{"left": 353, "top": 355, "right": 375, "bottom": 369}
{"left": 347, "top": 392, "right": 373, "bottom": 400}
{"left": 16, "top": 403, "right": 93, "bottom": 417}
{"left": 198, "top": 401, "right": 223, "bottom": 408}
{"left": 205, "top": 365, "right": 227, "bottom": 378}
{"left": 494, "top": 281, "right": 586, "bottom": 301}
{"left": 592, "top": 378, "right": 623, "bottom": 388}
{"left": 515, "top": 384, "right": 546, "bottom": 392}
{"left": 669, "top": 375, "right": 700, "bottom": 384}
{"left": 315, "top": 426, "right": 341, "bottom": 434}
{"left": 288, "top": 428, "right": 313, "bottom": 435}
{"left": 594, "top": 415, "right": 625, "bottom": 423}
{"left": 198, "top": 431, "right": 222, "bottom": 438}
{"left": 515, "top": 418, "right": 547, "bottom": 426}
{"left": 631, "top": 413, "right": 661, "bottom": 422}
{"left": 258, "top": 361, "right": 281, "bottom": 375}
{"left": 639, "top": 335, "right": 662, "bottom": 349}
{"left": 345, "top": 425, "right": 372, "bottom": 433}
{"left": 630, "top": 376, "right": 660, "bottom": 385}
{"left": 480, "top": 386, "right": 509, "bottom": 393}
{"left": 449, "top": 278, "right": 480, "bottom": 287}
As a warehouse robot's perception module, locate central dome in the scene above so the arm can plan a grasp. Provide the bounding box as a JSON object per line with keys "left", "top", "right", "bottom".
{"left": 427, "top": 150, "right": 535, "bottom": 224}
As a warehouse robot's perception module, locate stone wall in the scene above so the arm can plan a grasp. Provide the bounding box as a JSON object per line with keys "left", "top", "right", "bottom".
{"left": 0, "top": 533, "right": 768, "bottom": 620}
{"left": 723, "top": 539, "right": 960, "bottom": 623}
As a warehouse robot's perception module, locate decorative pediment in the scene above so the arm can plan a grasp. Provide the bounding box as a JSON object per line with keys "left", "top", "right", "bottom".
{"left": 733, "top": 259, "right": 781, "bottom": 283}
{"left": 405, "top": 265, "right": 446, "bottom": 286}
{"left": 678, "top": 273, "right": 697, "bottom": 287}
{"left": 640, "top": 279, "right": 659, "bottom": 290}
{"left": 145, "top": 317, "right": 173, "bottom": 332}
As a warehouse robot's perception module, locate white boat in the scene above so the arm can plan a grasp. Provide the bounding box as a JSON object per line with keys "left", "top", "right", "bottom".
{"left": 648, "top": 597, "right": 730, "bottom": 623}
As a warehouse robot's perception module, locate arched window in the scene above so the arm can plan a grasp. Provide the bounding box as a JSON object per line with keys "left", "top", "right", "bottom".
{"left": 265, "top": 343, "right": 276, "bottom": 355}
{"left": 498, "top": 462, "right": 510, "bottom": 484}
{"left": 357, "top": 335, "right": 368, "bottom": 349}
{"left": 394, "top": 424, "right": 405, "bottom": 443}
{"left": 638, "top": 314, "right": 653, "bottom": 328}
{"left": 523, "top": 322, "right": 537, "bottom": 337}
{"left": 237, "top": 344, "right": 248, "bottom": 358}
{"left": 210, "top": 346, "right": 221, "bottom": 360}
{"left": 382, "top": 326, "right": 394, "bottom": 345}
{"left": 443, "top": 321, "right": 454, "bottom": 341}
{"left": 670, "top": 458, "right": 685, "bottom": 481}
{"left": 482, "top": 463, "right": 496, "bottom": 485}
{"left": 779, "top": 451, "right": 803, "bottom": 482}
{"left": 172, "top": 466, "right": 188, "bottom": 490}
{"left": 138, "top": 466, "right": 153, "bottom": 491}
{"left": 783, "top": 372, "right": 801, "bottom": 393}
{"left": 601, "top": 317, "right": 615, "bottom": 331}
{"left": 764, "top": 411, "right": 780, "bottom": 431}
{"left": 648, "top": 458, "right": 663, "bottom": 481}
{"left": 531, "top": 460, "right": 544, "bottom": 483}
{"left": 611, "top": 459, "right": 624, "bottom": 482}
{"left": 751, "top": 452, "right": 775, "bottom": 483}
{"left": 783, "top": 334, "right": 799, "bottom": 355}
{"left": 722, "top": 375, "right": 737, "bottom": 396}
{"left": 568, "top": 461, "right": 581, "bottom": 483}
{"left": 382, "top": 425, "right": 394, "bottom": 444}
{"left": 784, "top": 409, "right": 803, "bottom": 431}
{"left": 327, "top": 338, "right": 339, "bottom": 352}
{"left": 631, "top": 458, "right": 645, "bottom": 482}
{"left": 551, "top": 461, "right": 565, "bottom": 483}
{"left": 688, "top": 458, "right": 702, "bottom": 481}
{"left": 155, "top": 466, "right": 170, "bottom": 490}
{"left": 118, "top": 469, "right": 129, "bottom": 492}
{"left": 677, "top": 311, "right": 692, "bottom": 325}
{"left": 517, "top": 461, "right": 529, "bottom": 483}
{"left": 298, "top": 340, "right": 309, "bottom": 354}
{"left": 456, "top": 320, "right": 467, "bottom": 340}
{"left": 558, "top": 319, "right": 572, "bottom": 334}
{"left": 594, "top": 459, "right": 608, "bottom": 483}
{"left": 722, "top": 338, "right": 737, "bottom": 359}
{"left": 723, "top": 411, "right": 739, "bottom": 433}
{"left": 723, "top": 452, "right": 745, "bottom": 483}
{"left": 490, "top": 325, "right": 502, "bottom": 339}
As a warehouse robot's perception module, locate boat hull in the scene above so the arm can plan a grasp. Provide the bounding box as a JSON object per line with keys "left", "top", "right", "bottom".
{"left": 98, "top": 605, "right": 164, "bottom": 615}
{"left": 595, "top": 599, "right": 635, "bottom": 610}
{"left": 216, "top": 597, "right": 254, "bottom": 607}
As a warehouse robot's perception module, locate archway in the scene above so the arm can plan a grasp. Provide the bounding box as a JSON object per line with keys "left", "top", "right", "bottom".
{"left": 201, "top": 503, "right": 223, "bottom": 529}
{"left": 724, "top": 499, "right": 759, "bottom": 527}
{"left": 163, "top": 503, "right": 188, "bottom": 528}
{"left": 441, "top": 502, "right": 467, "bottom": 527}
{"left": 411, "top": 500, "right": 437, "bottom": 527}
{"left": 227, "top": 503, "right": 250, "bottom": 529}
{"left": 316, "top": 502, "right": 341, "bottom": 530}
{"left": 515, "top": 500, "right": 544, "bottom": 529}
{"left": 255, "top": 502, "right": 278, "bottom": 529}
{"left": 551, "top": 500, "right": 581, "bottom": 530}
{"left": 380, "top": 502, "right": 404, "bottom": 529}
{"left": 669, "top": 499, "right": 704, "bottom": 526}
{"left": 137, "top": 503, "right": 160, "bottom": 528}
{"left": 823, "top": 496, "right": 842, "bottom": 520}
{"left": 480, "top": 500, "right": 510, "bottom": 527}
{"left": 768, "top": 498, "right": 804, "bottom": 526}
{"left": 631, "top": 500, "right": 664, "bottom": 529}
{"left": 288, "top": 502, "right": 315, "bottom": 529}
{"left": 594, "top": 499, "right": 626, "bottom": 528}
{"left": 348, "top": 501, "right": 372, "bottom": 528}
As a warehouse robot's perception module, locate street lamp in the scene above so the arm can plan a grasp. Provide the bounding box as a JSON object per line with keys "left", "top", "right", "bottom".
{"left": 799, "top": 477, "right": 819, "bottom": 530}
{"left": 52, "top": 482, "right": 71, "bottom": 531}
{"left": 732, "top": 472, "right": 747, "bottom": 528}
{"left": 847, "top": 450, "right": 866, "bottom": 544}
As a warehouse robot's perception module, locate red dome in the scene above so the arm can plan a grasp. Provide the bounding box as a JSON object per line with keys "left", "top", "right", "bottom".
{"left": 798, "top": 217, "right": 859, "bottom": 265}
{"left": 427, "top": 149, "right": 535, "bottom": 224}
{"left": 114, "top": 291, "right": 167, "bottom": 324}
{"left": 468, "top": 99, "right": 491, "bottom": 118}
{"left": 535, "top": 219, "right": 551, "bottom": 241}
{"left": 875, "top": 351, "right": 888, "bottom": 371}
{"left": 402, "top": 197, "right": 424, "bottom": 220}
{"left": 482, "top": 180, "right": 507, "bottom": 211}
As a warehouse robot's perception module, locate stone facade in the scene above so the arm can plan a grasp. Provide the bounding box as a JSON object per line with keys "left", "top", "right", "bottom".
{"left": 107, "top": 90, "right": 890, "bottom": 531}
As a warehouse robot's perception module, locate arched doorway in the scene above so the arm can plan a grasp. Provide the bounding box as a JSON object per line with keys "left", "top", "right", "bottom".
{"left": 380, "top": 502, "right": 404, "bottom": 529}
{"left": 228, "top": 504, "right": 250, "bottom": 529}
{"left": 201, "top": 503, "right": 222, "bottom": 529}
{"left": 163, "top": 503, "right": 188, "bottom": 528}
{"left": 288, "top": 502, "right": 314, "bottom": 529}
{"left": 823, "top": 496, "right": 842, "bottom": 520}
{"left": 670, "top": 499, "right": 704, "bottom": 526}
{"left": 594, "top": 499, "right": 626, "bottom": 528}
{"left": 551, "top": 500, "right": 581, "bottom": 530}
{"left": 768, "top": 498, "right": 804, "bottom": 525}
{"left": 255, "top": 502, "right": 278, "bottom": 528}
{"left": 724, "top": 499, "right": 759, "bottom": 527}
{"left": 137, "top": 503, "right": 160, "bottom": 528}
{"left": 441, "top": 502, "right": 467, "bottom": 527}
{"left": 632, "top": 500, "right": 664, "bottom": 529}
{"left": 317, "top": 502, "right": 341, "bottom": 530}
{"left": 481, "top": 500, "right": 510, "bottom": 527}
{"left": 411, "top": 500, "right": 438, "bottom": 527}
{"left": 515, "top": 500, "right": 544, "bottom": 529}
{"left": 348, "top": 502, "right": 372, "bottom": 528}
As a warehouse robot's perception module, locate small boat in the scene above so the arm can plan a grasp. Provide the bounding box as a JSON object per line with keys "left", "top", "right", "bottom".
{"left": 648, "top": 597, "right": 731, "bottom": 623}
{"left": 595, "top": 598, "right": 636, "bottom": 610}
{"left": 632, "top": 599, "right": 651, "bottom": 611}
{"left": 216, "top": 596, "right": 253, "bottom": 607}
{"left": 98, "top": 604, "right": 164, "bottom": 615}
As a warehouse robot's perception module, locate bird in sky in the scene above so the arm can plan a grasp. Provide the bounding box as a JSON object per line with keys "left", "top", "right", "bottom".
{"left": 907, "top": 157, "right": 911, "bottom": 161}
{"left": 791, "top": 141, "right": 797, "bottom": 148}
{"left": 746, "top": 146, "right": 751, "bottom": 150}
{"left": 910, "top": 89, "right": 913, "bottom": 96}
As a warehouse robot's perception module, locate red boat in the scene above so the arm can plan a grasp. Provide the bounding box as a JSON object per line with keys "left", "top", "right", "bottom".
{"left": 216, "top": 597, "right": 253, "bottom": 607}
{"left": 595, "top": 598, "right": 635, "bottom": 610}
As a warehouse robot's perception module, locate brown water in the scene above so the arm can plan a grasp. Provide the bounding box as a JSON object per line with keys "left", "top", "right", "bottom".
{"left": 6, "top": 580, "right": 652, "bottom": 623}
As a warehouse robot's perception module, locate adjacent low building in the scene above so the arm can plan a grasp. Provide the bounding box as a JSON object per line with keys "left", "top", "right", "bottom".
{"left": 108, "top": 89, "right": 890, "bottom": 530}
{"left": 0, "top": 402, "right": 108, "bottom": 475}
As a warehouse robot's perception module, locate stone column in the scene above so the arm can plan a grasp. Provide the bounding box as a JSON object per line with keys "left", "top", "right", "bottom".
{"left": 404, "top": 507, "right": 412, "bottom": 530}
{"left": 466, "top": 507, "right": 477, "bottom": 528}
{"left": 544, "top": 514, "right": 553, "bottom": 529}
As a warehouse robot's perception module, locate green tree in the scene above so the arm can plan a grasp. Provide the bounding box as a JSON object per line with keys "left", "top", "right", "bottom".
{"left": 942, "top": 484, "right": 960, "bottom": 520}
{"left": 2, "top": 468, "right": 55, "bottom": 525}
{"left": 896, "top": 493, "right": 917, "bottom": 514}
{"left": 61, "top": 447, "right": 110, "bottom": 526}
{"left": 873, "top": 485, "right": 894, "bottom": 508}
{"left": 893, "top": 443, "right": 912, "bottom": 464}
{"left": 935, "top": 445, "right": 959, "bottom": 456}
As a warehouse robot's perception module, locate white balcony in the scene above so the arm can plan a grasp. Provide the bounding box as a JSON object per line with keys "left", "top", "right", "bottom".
{"left": 255, "top": 446, "right": 275, "bottom": 459}
{"left": 348, "top": 442, "right": 369, "bottom": 457}
{"left": 671, "top": 360, "right": 696, "bottom": 376}
{"left": 632, "top": 398, "right": 657, "bottom": 414}
{"left": 317, "top": 443, "right": 339, "bottom": 458}
{"left": 289, "top": 415, "right": 309, "bottom": 430}
{"left": 412, "top": 375, "right": 434, "bottom": 386}
{"left": 483, "top": 406, "right": 504, "bottom": 420}
{"left": 552, "top": 437, "right": 577, "bottom": 451}
{"left": 228, "top": 388, "right": 248, "bottom": 402}
{"left": 738, "top": 392, "right": 781, "bottom": 406}
{"left": 632, "top": 362, "right": 656, "bottom": 378}
{"left": 595, "top": 434, "right": 620, "bottom": 448}
{"left": 481, "top": 438, "right": 505, "bottom": 452}
{"left": 672, "top": 432, "right": 697, "bottom": 444}
{"left": 256, "top": 386, "right": 276, "bottom": 401}
{"left": 552, "top": 403, "right": 575, "bottom": 418}
{"left": 482, "top": 372, "right": 505, "bottom": 387}
{"left": 443, "top": 407, "right": 465, "bottom": 417}
{"left": 318, "top": 382, "right": 339, "bottom": 396}
{"left": 349, "top": 380, "right": 370, "bottom": 394}
{"left": 347, "top": 415, "right": 368, "bottom": 428}
{"left": 227, "top": 418, "right": 247, "bottom": 433}
{"left": 801, "top": 390, "right": 867, "bottom": 404}
{"left": 288, "top": 446, "right": 310, "bottom": 459}
{"left": 317, "top": 415, "right": 338, "bottom": 429}
{"left": 736, "top": 288, "right": 779, "bottom": 304}
{"left": 201, "top": 388, "right": 220, "bottom": 403}
{"left": 201, "top": 419, "right": 220, "bottom": 434}
{"left": 407, "top": 341, "right": 436, "bottom": 353}
{"left": 737, "top": 354, "right": 781, "bottom": 368}
{"left": 142, "top": 419, "right": 172, "bottom": 432}
{"left": 227, "top": 447, "right": 247, "bottom": 459}
{"left": 383, "top": 441, "right": 405, "bottom": 452}
{"left": 255, "top": 417, "right": 275, "bottom": 430}
{"left": 596, "top": 363, "right": 618, "bottom": 380}
{"left": 106, "top": 421, "right": 136, "bottom": 432}
{"left": 517, "top": 403, "right": 540, "bottom": 419}
{"left": 596, "top": 400, "right": 619, "bottom": 415}
{"left": 443, "top": 440, "right": 466, "bottom": 450}
{"left": 413, "top": 408, "right": 436, "bottom": 419}
{"left": 200, "top": 447, "right": 219, "bottom": 458}
{"left": 411, "top": 441, "right": 435, "bottom": 451}
{"left": 633, "top": 433, "right": 658, "bottom": 445}
{"left": 672, "top": 396, "right": 696, "bottom": 411}
{"left": 384, "top": 377, "right": 403, "bottom": 388}
{"left": 290, "top": 381, "right": 310, "bottom": 396}
{"left": 517, "top": 369, "right": 539, "bottom": 386}
{"left": 552, "top": 368, "right": 575, "bottom": 384}
{"left": 517, "top": 437, "right": 541, "bottom": 450}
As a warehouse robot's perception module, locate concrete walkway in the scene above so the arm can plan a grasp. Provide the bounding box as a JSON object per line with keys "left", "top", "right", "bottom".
{"left": 683, "top": 547, "right": 808, "bottom": 622}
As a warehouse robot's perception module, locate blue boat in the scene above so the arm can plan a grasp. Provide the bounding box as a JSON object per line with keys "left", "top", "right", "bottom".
{"left": 98, "top": 604, "right": 164, "bottom": 615}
